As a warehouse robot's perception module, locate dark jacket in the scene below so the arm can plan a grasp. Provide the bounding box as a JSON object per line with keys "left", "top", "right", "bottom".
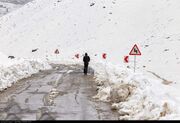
{"left": 83, "top": 55, "right": 90, "bottom": 65}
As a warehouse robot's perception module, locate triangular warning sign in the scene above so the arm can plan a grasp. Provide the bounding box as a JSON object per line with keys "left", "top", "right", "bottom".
{"left": 129, "top": 44, "right": 141, "bottom": 56}
{"left": 54, "top": 49, "right": 60, "bottom": 54}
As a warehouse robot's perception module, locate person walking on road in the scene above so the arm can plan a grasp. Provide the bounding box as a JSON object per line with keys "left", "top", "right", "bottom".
{"left": 83, "top": 53, "right": 90, "bottom": 75}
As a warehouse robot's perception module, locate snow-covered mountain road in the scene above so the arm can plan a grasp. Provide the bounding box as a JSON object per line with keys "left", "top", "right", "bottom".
{"left": 0, "top": 64, "right": 118, "bottom": 120}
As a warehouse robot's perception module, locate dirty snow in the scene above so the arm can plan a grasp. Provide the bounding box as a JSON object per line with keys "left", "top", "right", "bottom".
{"left": 0, "top": 52, "right": 51, "bottom": 91}
{"left": 91, "top": 61, "right": 180, "bottom": 120}
{"left": 0, "top": 0, "right": 179, "bottom": 120}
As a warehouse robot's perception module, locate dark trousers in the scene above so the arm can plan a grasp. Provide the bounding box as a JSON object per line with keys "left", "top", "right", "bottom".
{"left": 84, "top": 63, "right": 89, "bottom": 75}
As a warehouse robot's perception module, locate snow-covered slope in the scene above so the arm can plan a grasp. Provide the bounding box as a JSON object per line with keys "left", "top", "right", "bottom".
{"left": 0, "top": 0, "right": 180, "bottom": 82}
{"left": 0, "top": 1, "right": 52, "bottom": 92}
{"left": 0, "top": 0, "right": 180, "bottom": 120}
{"left": 0, "top": 1, "right": 21, "bottom": 17}
{"left": 0, "top": 0, "right": 32, "bottom": 5}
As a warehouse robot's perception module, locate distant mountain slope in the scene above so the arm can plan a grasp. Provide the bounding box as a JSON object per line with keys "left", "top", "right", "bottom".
{"left": 0, "top": 0, "right": 33, "bottom": 16}
{"left": 0, "top": 0, "right": 32, "bottom": 5}
{"left": 0, "top": 0, "right": 180, "bottom": 82}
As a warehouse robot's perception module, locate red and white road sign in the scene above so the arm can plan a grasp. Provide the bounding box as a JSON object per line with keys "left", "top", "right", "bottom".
{"left": 54, "top": 49, "right": 60, "bottom": 54}
{"left": 129, "top": 44, "right": 141, "bottom": 56}
{"left": 102, "top": 53, "right": 107, "bottom": 59}
{"left": 124, "top": 56, "right": 129, "bottom": 63}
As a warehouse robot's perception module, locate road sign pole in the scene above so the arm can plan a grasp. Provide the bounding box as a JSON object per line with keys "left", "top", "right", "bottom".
{"left": 129, "top": 44, "right": 141, "bottom": 73}
{"left": 134, "top": 55, "right": 136, "bottom": 73}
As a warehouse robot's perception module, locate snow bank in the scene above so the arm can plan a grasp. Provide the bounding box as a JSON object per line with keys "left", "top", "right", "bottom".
{"left": 91, "top": 61, "right": 180, "bottom": 120}
{"left": 0, "top": 0, "right": 179, "bottom": 120}
{"left": 48, "top": 58, "right": 180, "bottom": 120}
{"left": 42, "top": 59, "right": 180, "bottom": 120}
{"left": 0, "top": 52, "right": 51, "bottom": 91}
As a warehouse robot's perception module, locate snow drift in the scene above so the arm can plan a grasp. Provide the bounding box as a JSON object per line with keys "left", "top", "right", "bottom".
{"left": 0, "top": 52, "right": 51, "bottom": 91}
{"left": 91, "top": 61, "right": 180, "bottom": 120}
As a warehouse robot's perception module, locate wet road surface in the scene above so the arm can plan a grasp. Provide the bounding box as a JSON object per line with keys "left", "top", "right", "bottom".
{"left": 0, "top": 64, "right": 118, "bottom": 120}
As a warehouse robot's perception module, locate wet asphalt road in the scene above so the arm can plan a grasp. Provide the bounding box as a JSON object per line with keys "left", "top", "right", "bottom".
{"left": 0, "top": 64, "right": 118, "bottom": 120}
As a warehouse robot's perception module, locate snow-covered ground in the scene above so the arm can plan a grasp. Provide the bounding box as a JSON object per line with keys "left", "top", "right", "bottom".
{"left": 91, "top": 61, "right": 180, "bottom": 120}
{"left": 0, "top": 0, "right": 32, "bottom": 4}
{"left": 0, "top": 0, "right": 51, "bottom": 91}
{"left": 0, "top": 0, "right": 33, "bottom": 17}
{"left": 0, "top": 52, "right": 51, "bottom": 91}
{"left": 0, "top": 0, "right": 33, "bottom": 16}
{"left": 0, "top": 1, "right": 21, "bottom": 17}
{"left": 0, "top": 0, "right": 180, "bottom": 120}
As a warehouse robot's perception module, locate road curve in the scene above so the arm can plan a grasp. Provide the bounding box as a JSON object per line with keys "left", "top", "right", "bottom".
{"left": 0, "top": 64, "right": 118, "bottom": 120}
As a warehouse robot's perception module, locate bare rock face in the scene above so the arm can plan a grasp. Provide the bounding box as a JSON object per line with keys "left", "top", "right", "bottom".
{"left": 110, "top": 84, "right": 133, "bottom": 103}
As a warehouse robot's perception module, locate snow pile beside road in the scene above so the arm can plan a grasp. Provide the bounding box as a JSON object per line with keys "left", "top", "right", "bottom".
{"left": 0, "top": 52, "right": 51, "bottom": 91}
{"left": 0, "top": 0, "right": 179, "bottom": 120}
{"left": 91, "top": 61, "right": 180, "bottom": 120}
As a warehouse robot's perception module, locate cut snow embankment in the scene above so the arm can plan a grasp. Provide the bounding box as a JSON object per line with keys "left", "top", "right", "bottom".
{"left": 49, "top": 59, "right": 180, "bottom": 120}
{"left": 90, "top": 61, "right": 180, "bottom": 120}
{"left": 0, "top": 52, "right": 51, "bottom": 91}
